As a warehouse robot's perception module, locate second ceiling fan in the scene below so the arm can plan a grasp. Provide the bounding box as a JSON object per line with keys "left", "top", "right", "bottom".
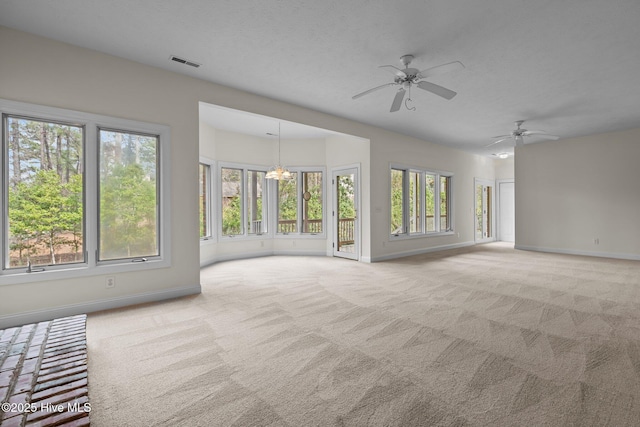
{"left": 487, "top": 120, "right": 559, "bottom": 147}
{"left": 352, "top": 54, "right": 464, "bottom": 112}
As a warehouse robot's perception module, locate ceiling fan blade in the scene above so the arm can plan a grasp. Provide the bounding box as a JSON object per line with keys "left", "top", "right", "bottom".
{"left": 379, "top": 65, "right": 407, "bottom": 79}
{"left": 485, "top": 137, "right": 511, "bottom": 148}
{"left": 417, "top": 61, "right": 465, "bottom": 79}
{"left": 416, "top": 81, "right": 457, "bottom": 100}
{"left": 352, "top": 82, "right": 397, "bottom": 100}
{"left": 390, "top": 88, "right": 406, "bottom": 112}
{"left": 522, "top": 131, "right": 559, "bottom": 140}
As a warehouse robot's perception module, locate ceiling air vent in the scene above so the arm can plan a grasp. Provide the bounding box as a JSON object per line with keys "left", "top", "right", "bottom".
{"left": 169, "top": 55, "right": 201, "bottom": 68}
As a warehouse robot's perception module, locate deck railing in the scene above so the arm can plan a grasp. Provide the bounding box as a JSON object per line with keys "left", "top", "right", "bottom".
{"left": 277, "top": 219, "right": 323, "bottom": 234}
{"left": 338, "top": 218, "right": 355, "bottom": 246}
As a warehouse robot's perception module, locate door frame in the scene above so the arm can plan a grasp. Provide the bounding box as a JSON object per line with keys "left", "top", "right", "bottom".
{"left": 332, "top": 165, "right": 360, "bottom": 260}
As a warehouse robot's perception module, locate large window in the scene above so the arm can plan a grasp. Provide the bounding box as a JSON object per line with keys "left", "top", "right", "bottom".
{"left": 390, "top": 168, "right": 405, "bottom": 235}
{"left": 99, "top": 129, "right": 159, "bottom": 261}
{"left": 391, "top": 165, "right": 452, "bottom": 237}
{"left": 221, "top": 167, "right": 243, "bottom": 236}
{"left": 5, "top": 116, "right": 84, "bottom": 269}
{"left": 277, "top": 170, "right": 324, "bottom": 235}
{"left": 301, "top": 172, "right": 323, "bottom": 233}
{"left": 277, "top": 174, "right": 297, "bottom": 233}
{"left": 1, "top": 99, "right": 170, "bottom": 280}
{"left": 247, "top": 170, "right": 266, "bottom": 235}
{"left": 220, "top": 164, "right": 268, "bottom": 238}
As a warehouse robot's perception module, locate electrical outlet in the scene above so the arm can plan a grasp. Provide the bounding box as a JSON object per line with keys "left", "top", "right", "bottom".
{"left": 594, "top": 238, "right": 600, "bottom": 245}
{"left": 105, "top": 276, "right": 115, "bottom": 288}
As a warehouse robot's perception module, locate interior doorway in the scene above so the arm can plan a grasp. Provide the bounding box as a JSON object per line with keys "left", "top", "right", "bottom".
{"left": 332, "top": 167, "right": 359, "bottom": 260}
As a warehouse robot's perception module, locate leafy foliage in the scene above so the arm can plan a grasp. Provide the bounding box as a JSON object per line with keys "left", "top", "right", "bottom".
{"left": 5, "top": 117, "right": 159, "bottom": 267}
{"left": 7, "top": 117, "right": 84, "bottom": 267}
{"left": 100, "top": 163, "right": 157, "bottom": 259}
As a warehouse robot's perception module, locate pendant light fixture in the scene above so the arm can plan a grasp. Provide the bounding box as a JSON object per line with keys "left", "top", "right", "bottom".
{"left": 266, "top": 122, "right": 293, "bottom": 180}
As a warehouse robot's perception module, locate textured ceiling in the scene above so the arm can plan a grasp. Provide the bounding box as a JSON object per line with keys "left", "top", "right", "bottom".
{"left": 2, "top": 0, "right": 640, "bottom": 156}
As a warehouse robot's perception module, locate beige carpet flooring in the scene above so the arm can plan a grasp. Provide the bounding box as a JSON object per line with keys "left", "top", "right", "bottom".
{"left": 87, "top": 243, "right": 640, "bottom": 426}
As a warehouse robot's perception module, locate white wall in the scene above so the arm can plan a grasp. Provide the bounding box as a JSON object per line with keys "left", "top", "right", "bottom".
{"left": 515, "top": 128, "right": 640, "bottom": 259}
{"left": 0, "top": 26, "right": 202, "bottom": 327}
{"left": 494, "top": 157, "right": 515, "bottom": 180}
{"left": 369, "top": 130, "right": 496, "bottom": 261}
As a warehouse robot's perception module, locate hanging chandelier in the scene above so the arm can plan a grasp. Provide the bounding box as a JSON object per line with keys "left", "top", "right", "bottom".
{"left": 266, "top": 122, "right": 293, "bottom": 180}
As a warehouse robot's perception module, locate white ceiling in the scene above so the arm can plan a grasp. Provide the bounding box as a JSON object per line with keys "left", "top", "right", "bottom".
{"left": 2, "top": 0, "right": 640, "bottom": 156}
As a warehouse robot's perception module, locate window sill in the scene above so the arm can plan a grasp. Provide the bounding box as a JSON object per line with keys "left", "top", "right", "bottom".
{"left": 0, "top": 257, "right": 170, "bottom": 286}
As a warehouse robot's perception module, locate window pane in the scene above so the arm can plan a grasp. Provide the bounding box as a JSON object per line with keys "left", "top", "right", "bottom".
{"left": 221, "top": 167, "right": 243, "bottom": 236}
{"left": 278, "top": 173, "right": 297, "bottom": 233}
{"left": 441, "top": 176, "right": 450, "bottom": 231}
{"left": 199, "top": 163, "right": 210, "bottom": 238}
{"left": 409, "top": 171, "right": 421, "bottom": 233}
{"left": 302, "top": 172, "right": 322, "bottom": 233}
{"left": 99, "top": 129, "right": 158, "bottom": 260}
{"left": 247, "top": 170, "right": 266, "bottom": 235}
{"left": 390, "top": 169, "right": 404, "bottom": 234}
{"left": 5, "top": 116, "right": 84, "bottom": 268}
{"left": 425, "top": 174, "right": 436, "bottom": 232}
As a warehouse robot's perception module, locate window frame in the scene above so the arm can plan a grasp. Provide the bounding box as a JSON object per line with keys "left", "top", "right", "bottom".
{"left": 217, "top": 161, "right": 270, "bottom": 240}
{"left": 0, "top": 98, "right": 171, "bottom": 285}
{"left": 275, "top": 167, "right": 326, "bottom": 238}
{"left": 390, "top": 163, "right": 454, "bottom": 239}
{"left": 198, "top": 160, "right": 213, "bottom": 241}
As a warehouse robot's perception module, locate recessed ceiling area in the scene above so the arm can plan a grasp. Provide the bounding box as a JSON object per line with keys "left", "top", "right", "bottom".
{"left": 2, "top": 0, "right": 640, "bottom": 156}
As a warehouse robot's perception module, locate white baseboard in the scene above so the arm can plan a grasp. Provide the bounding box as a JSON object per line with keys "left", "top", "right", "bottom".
{"left": 370, "top": 241, "right": 475, "bottom": 262}
{"left": 0, "top": 284, "right": 201, "bottom": 329}
{"left": 201, "top": 250, "right": 328, "bottom": 267}
{"left": 272, "top": 249, "right": 326, "bottom": 257}
{"left": 515, "top": 245, "right": 640, "bottom": 261}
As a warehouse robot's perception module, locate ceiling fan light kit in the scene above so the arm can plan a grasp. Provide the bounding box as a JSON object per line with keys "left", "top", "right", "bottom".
{"left": 352, "top": 54, "right": 464, "bottom": 112}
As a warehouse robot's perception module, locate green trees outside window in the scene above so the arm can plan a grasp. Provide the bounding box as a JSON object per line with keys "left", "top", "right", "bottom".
{"left": 247, "top": 170, "right": 266, "bottom": 235}
{"left": 5, "top": 116, "right": 84, "bottom": 268}
{"left": 391, "top": 166, "right": 452, "bottom": 236}
{"left": 277, "top": 171, "right": 324, "bottom": 234}
{"left": 302, "top": 172, "right": 323, "bottom": 233}
{"left": 99, "top": 129, "right": 159, "bottom": 260}
{"left": 278, "top": 174, "right": 297, "bottom": 233}
{"left": 390, "top": 169, "right": 404, "bottom": 234}
{"left": 221, "top": 167, "right": 243, "bottom": 236}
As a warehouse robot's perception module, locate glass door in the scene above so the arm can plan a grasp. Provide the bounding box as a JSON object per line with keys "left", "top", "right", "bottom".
{"left": 333, "top": 167, "right": 359, "bottom": 260}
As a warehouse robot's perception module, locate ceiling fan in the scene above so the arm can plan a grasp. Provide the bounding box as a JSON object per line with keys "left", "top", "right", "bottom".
{"left": 486, "top": 120, "right": 559, "bottom": 147}
{"left": 352, "top": 54, "right": 464, "bottom": 112}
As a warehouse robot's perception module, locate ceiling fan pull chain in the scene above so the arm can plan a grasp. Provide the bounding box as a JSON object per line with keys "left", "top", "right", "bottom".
{"left": 405, "top": 97, "right": 416, "bottom": 111}
{"left": 405, "top": 86, "right": 416, "bottom": 111}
